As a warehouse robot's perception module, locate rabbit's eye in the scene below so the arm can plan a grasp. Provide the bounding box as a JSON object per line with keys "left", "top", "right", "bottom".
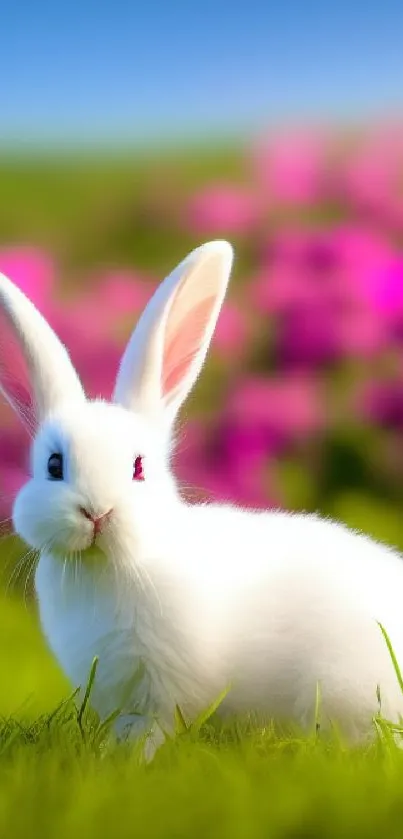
{"left": 133, "top": 455, "right": 145, "bottom": 481}
{"left": 48, "top": 453, "right": 64, "bottom": 481}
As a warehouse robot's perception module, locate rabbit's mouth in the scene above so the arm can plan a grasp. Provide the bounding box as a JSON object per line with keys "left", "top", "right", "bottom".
{"left": 69, "top": 528, "right": 109, "bottom": 555}
{"left": 41, "top": 523, "right": 110, "bottom": 557}
{"left": 80, "top": 544, "right": 108, "bottom": 565}
{"left": 48, "top": 536, "right": 109, "bottom": 563}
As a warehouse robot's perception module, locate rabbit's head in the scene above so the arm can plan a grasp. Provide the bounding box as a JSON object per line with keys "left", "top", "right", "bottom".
{"left": 0, "top": 241, "right": 233, "bottom": 557}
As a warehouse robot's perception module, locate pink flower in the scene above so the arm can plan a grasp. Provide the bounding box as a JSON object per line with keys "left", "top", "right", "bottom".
{"left": 251, "top": 227, "right": 396, "bottom": 362}
{"left": 181, "top": 460, "right": 272, "bottom": 508}
{"left": 338, "top": 309, "right": 386, "bottom": 357}
{"left": 49, "top": 273, "right": 154, "bottom": 342}
{"left": 278, "top": 301, "right": 341, "bottom": 366}
{"left": 358, "top": 378, "right": 403, "bottom": 430}
{"left": 175, "top": 419, "right": 277, "bottom": 508}
{"left": 96, "top": 272, "right": 153, "bottom": 317}
{"left": 0, "top": 428, "right": 30, "bottom": 522}
{"left": 77, "top": 341, "right": 122, "bottom": 400}
{"left": 0, "top": 248, "right": 54, "bottom": 311}
{"left": 251, "top": 264, "right": 317, "bottom": 316}
{"left": 50, "top": 311, "right": 122, "bottom": 398}
{"left": 178, "top": 375, "right": 322, "bottom": 508}
{"left": 187, "top": 185, "right": 260, "bottom": 235}
{"left": 212, "top": 302, "right": 248, "bottom": 358}
{"left": 223, "top": 374, "right": 324, "bottom": 452}
{"left": 47, "top": 305, "right": 105, "bottom": 346}
{"left": 341, "top": 126, "right": 403, "bottom": 228}
{"left": 366, "top": 257, "right": 403, "bottom": 316}
{"left": 44, "top": 272, "right": 155, "bottom": 399}
{"left": 252, "top": 130, "right": 327, "bottom": 204}
{"left": 0, "top": 467, "right": 26, "bottom": 523}
{"left": 278, "top": 301, "right": 385, "bottom": 367}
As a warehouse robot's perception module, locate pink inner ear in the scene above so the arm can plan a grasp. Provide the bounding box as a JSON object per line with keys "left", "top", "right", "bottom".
{"left": 162, "top": 296, "right": 215, "bottom": 396}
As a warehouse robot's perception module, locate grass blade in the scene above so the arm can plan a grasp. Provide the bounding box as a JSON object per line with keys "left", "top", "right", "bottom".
{"left": 378, "top": 622, "right": 403, "bottom": 695}
{"left": 77, "top": 656, "right": 99, "bottom": 732}
{"left": 314, "top": 680, "right": 321, "bottom": 737}
{"left": 94, "top": 708, "right": 121, "bottom": 747}
{"left": 193, "top": 685, "right": 231, "bottom": 732}
{"left": 174, "top": 704, "right": 189, "bottom": 734}
{"left": 46, "top": 687, "right": 81, "bottom": 728}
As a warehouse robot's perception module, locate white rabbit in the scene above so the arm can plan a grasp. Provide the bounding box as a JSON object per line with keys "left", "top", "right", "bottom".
{"left": 1, "top": 240, "right": 403, "bottom": 755}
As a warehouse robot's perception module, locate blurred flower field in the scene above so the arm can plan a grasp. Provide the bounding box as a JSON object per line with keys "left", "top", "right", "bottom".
{"left": 3, "top": 126, "right": 403, "bottom": 562}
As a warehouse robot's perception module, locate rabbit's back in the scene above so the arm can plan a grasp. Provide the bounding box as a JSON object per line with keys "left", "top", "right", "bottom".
{"left": 177, "top": 505, "right": 403, "bottom": 735}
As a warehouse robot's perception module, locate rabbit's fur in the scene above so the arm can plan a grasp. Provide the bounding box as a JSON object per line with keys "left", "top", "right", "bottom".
{"left": 1, "top": 241, "right": 403, "bottom": 753}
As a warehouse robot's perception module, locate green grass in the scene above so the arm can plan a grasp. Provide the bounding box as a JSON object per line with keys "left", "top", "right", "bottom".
{"left": 0, "top": 594, "right": 67, "bottom": 717}
{"left": 3, "top": 691, "right": 403, "bottom": 839}
{"left": 0, "top": 146, "right": 245, "bottom": 279}
{"left": 2, "top": 588, "right": 403, "bottom": 838}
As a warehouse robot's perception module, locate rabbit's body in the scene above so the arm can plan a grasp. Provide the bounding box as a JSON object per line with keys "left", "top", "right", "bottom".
{"left": 36, "top": 505, "right": 403, "bottom": 740}
{"left": 2, "top": 239, "right": 403, "bottom": 753}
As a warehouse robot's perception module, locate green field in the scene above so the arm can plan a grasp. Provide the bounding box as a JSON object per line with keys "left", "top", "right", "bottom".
{"left": 3, "top": 719, "right": 403, "bottom": 839}
{"left": 0, "top": 147, "right": 245, "bottom": 280}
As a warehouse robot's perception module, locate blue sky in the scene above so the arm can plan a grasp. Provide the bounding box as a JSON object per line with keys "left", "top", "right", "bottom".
{"left": 1, "top": 0, "right": 403, "bottom": 147}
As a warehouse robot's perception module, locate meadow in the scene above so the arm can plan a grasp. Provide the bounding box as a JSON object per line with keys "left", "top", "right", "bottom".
{"left": 2, "top": 127, "right": 403, "bottom": 835}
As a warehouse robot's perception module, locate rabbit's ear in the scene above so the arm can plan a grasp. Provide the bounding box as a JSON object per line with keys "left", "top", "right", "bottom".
{"left": 0, "top": 272, "right": 85, "bottom": 430}
{"left": 114, "top": 241, "right": 234, "bottom": 425}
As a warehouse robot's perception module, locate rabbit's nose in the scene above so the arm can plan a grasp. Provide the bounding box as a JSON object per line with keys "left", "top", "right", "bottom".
{"left": 79, "top": 507, "right": 113, "bottom": 534}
